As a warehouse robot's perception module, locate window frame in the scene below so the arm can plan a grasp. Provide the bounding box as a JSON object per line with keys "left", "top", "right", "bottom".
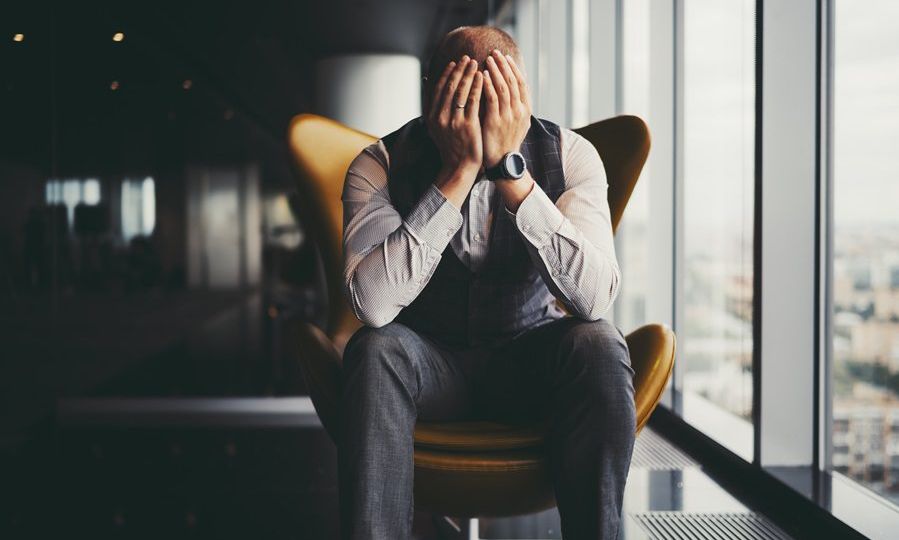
{"left": 504, "top": 0, "right": 899, "bottom": 533}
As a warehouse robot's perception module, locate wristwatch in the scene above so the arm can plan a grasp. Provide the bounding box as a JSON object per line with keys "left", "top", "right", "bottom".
{"left": 485, "top": 151, "right": 527, "bottom": 181}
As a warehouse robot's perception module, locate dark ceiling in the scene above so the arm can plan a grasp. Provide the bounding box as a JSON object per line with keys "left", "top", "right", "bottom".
{"left": 1, "top": 0, "right": 495, "bottom": 183}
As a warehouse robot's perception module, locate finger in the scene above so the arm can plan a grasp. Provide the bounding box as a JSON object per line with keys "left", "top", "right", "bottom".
{"left": 453, "top": 59, "right": 478, "bottom": 116}
{"left": 485, "top": 54, "right": 510, "bottom": 109}
{"left": 482, "top": 70, "right": 500, "bottom": 116}
{"left": 466, "top": 71, "right": 484, "bottom": 120}
{"left": 492, "top": 49, "right": 520, "bottom": 104}
{"left": 429, "top": 60, "right": 456, "bottom": 124}
{"left": 506, "top": 54, "right": 530, "bottom": 109}
{"left": 440, "top": 56, "right": 471, "bottom": 120}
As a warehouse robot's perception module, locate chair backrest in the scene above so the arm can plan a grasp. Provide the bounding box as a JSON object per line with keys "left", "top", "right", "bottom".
{"left": 289, "top": 114, "right": 375, "bottom": 348}
{"left": 573, "top": 115, "right": 650, "bottom": 233}
{"left": 288, "top": 114, "right": 650, "bottom": 345}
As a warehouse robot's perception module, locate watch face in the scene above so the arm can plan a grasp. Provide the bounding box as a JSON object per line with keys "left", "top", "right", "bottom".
{"left": 505, "top": 152, "right": 526, "bottom": 178}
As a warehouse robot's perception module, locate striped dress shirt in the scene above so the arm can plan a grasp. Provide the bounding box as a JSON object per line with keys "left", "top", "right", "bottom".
{"left": 341, "top": 126, "right": 621, "bottom": 329}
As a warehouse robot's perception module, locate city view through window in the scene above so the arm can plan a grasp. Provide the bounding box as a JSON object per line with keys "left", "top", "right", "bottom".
{"left": 612, "top": 2, "right": 897, "bottom": 504}
{"left": 681, "top": 0, "right": 755, "bottom": 457}
{"left": 831, "top": 0, "right": 899, "bottom": 507}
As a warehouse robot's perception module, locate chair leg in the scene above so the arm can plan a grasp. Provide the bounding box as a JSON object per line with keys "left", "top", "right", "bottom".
{"left": 468, "top": 518, "right": 479, "bottom": 540}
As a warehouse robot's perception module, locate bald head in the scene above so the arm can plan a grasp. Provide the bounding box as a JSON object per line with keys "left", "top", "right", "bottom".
{"left": 424, "top": 26, "right": 525, "bottom": 105}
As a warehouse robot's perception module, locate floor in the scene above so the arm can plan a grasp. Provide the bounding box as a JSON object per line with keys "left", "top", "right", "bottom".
{"left": 0, "top": 401, "right": 794, "bottom": 539}
{"left": 0, "top": 291, "right": 795, "bottom": 539}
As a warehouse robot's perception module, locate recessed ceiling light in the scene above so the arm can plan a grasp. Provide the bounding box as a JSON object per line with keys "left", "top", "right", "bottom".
{"left": 13, "top": 33, "right": 25, "bottom": 42}
{"left": 182, "top": 79, "right": 193, "bottom": 90}
{"left": 113, "top": 32, "right": 125, "bottom": 42}
{"left": 110, "top": 80, "right": 120, "bottom": 91}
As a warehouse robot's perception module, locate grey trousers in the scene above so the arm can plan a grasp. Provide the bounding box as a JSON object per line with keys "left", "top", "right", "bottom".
{"left": 338, "top": 316, "right": 637, "bottom": 540}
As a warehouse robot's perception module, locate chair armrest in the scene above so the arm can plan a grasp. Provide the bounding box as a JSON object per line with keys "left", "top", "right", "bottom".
{"left": 626, "top": 323, "right": 676, "bottom": 433}
{"left": 294, "top": 320, "right": 343, "bottom": 443}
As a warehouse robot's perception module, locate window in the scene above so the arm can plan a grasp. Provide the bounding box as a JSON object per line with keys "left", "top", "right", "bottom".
{"left": 45, "top": 178, "right": 101, "bottom": 230}
{"left": 831, "top": 0, "right": 899, "bottom": 507}
{"left": 615, "top": 0, "right": 652, "bottom": 332}
{"left": 680, "top": 0, "right": 755, "bottom": 458}
{"left": 121, "top": 177, "right": 156, "bottom": 242}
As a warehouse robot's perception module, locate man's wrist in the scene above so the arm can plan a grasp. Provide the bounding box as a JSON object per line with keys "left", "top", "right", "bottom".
{"left": 495, "top": 171, "right": 535, "bottom": 213}
{"left": 437, "top": 161, "right": 480, "bottom": 185}
{"left": 435, "top": 161, "right": 481, "bottom": 209}
{"left": 484, "top": 148, "right": 519, "bottom": 170}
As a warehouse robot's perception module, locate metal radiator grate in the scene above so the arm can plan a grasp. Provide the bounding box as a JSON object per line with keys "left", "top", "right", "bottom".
{"left": 630, "top": 428, "right": 699, "bottom": 470}
{"left": 632, "top": 511, "right": 793, "bottom": 540}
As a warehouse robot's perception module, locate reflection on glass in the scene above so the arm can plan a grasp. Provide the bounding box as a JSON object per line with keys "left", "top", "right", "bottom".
{"left": 46, "top": 178, "right": 103, "bottom": 229}
{"left": 83, "top": 179, "right": 101, "bottom": 205}
{"left": 681, "top": 0, "right": 755, "bottom": 458}
{"left": 121, "top": 177, "right": 156, "bottom": 243}
{"left": 832, "top": 0, "right": 899, "bottom": 507}
{"left": 616, "top": 0, "right": 651, "bottom": 333}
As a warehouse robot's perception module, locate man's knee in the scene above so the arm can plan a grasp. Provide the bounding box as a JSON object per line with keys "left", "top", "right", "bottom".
{"left": 560, "top": 318, "right": 629, "bottom": 362}
{"left": 559, "top": 318, "right": 635, "bottom": 409}
{"left": 342, "top": 322, "right": 421, "bottom": 385}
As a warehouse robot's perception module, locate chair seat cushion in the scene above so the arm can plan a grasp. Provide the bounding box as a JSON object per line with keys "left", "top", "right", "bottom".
{"left": 414, "top": 420, "right": 549, "bottom": 451}
{"left": 414, "top": 447, "right": 555, "bottom": 517}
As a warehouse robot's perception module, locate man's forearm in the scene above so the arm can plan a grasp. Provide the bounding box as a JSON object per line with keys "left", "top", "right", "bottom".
{"left": 435, "top": 163, "right": 482, "bottom": 209}
{"left": 494, "top": 170, "right": 536, "bottom": 213}
{"left": 502, "top": 180, "right": 621, "bottom": 320}
{"left": 344, "top": 177, "right": 465, "bottom": 328}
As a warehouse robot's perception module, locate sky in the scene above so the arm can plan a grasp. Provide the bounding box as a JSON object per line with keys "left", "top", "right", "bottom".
{"left": 833, "top": 0, "right": 899, "bottom": 225}
{"left": 613, "top": 0, "right": 899, "bottom": 228}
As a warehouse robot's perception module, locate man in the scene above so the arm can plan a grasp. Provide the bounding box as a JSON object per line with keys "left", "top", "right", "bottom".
{"left": 338, "top": 25, "right": 636, "bottom": 540}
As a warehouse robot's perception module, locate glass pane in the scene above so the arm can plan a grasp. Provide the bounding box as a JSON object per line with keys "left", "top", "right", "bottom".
{"left": 616, "top": 0, "right": 652, "bottom": 333}
{"left": 681, "top": 0, "right": 755, "bottom": 459}
{"left": 832, "top": 0, "right": 899, "bottom": 507}
{"left": 1, "top": 2, "right": 312, "bottom": 407}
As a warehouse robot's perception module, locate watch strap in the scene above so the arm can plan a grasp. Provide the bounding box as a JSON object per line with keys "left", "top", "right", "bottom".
{"left": 485, "top": 159, "right": 506, "bottom": 181}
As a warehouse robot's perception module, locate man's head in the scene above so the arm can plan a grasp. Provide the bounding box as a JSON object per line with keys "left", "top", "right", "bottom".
{"left": 423, "top": 25, "right": 525, "bottom": 116}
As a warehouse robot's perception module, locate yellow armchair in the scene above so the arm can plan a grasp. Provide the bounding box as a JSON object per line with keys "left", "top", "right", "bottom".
{"left": 287, "top": 113, "right": 675, "bottom": 518}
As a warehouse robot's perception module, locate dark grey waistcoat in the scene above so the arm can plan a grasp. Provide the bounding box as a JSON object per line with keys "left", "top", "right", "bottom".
{"left": 380, "top": 115, "right": 568, "bottom": 349}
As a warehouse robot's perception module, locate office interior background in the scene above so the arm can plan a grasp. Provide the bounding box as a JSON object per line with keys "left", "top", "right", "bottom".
{"left": 1, "top": 0, "right": 897, "bottom": 538}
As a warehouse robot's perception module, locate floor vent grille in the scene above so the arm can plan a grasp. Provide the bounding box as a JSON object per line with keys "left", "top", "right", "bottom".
{"left": 631, "top": 428, "right": 698, "bottom": 470}
{"left": 632, "top": 511, "right": 793, "bottom": 540}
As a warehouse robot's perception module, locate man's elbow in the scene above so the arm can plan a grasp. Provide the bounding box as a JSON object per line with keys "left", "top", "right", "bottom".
{"left": 578, "top": 298, "right": 608, "bottom": 322}
{"left": 357, "top": 310, "right": 396, "bottom": 329}
{"left": 345, "top": 279, "right": 398, "bottom": 329}
{"left": 579, "top": 267, "right": 621, "bottom": 321}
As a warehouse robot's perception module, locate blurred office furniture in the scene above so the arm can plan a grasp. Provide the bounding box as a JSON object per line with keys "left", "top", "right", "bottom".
{"left": 288, "top": 113, "right": 675, "bottom": 518}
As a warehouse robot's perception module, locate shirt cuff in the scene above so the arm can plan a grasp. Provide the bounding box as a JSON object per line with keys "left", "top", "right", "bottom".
{"left": 403, "top": 184, "right": 464, "bottom": 251}
{"left": 510, "top": 182, "right": 565, "bottom": 247}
